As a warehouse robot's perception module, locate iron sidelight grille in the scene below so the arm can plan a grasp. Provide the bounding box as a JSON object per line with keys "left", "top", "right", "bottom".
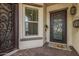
{"left": 0, "top": 3, "right": 16, "bottom": 53}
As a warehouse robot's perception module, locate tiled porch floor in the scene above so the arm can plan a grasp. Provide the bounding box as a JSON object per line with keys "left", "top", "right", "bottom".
{"left": 11, "top": 47, "right": 78, "bottom": 56}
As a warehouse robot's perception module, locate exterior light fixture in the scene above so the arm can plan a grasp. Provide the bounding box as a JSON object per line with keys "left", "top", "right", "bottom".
{"left": 70, "top": 4, "right": 77, "bottom": 15}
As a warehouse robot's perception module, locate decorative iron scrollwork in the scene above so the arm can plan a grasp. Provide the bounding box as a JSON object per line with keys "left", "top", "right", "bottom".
{"left": 0, "top": 3, "right": 15, "bottom": 53}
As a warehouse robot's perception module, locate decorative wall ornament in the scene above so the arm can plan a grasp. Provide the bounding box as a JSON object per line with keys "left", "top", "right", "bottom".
{"left": 73, "top": 19, "right": 79, "bottom": 28}
{"left": 70, "top": 5, "right": 77, "bottom": 15}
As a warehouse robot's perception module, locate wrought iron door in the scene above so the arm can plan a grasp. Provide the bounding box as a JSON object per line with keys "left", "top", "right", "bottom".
{"left": 0, "top": 4, "right": 16, "bottom": 53}
{"left": 50, "top": 10, "right": 67, "bottom": 43}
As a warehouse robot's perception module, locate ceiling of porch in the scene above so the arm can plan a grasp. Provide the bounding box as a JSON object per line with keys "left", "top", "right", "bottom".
{"left": 44, "top": 3, "right": 57, "bottom": 6}
{"left": 24, "top": 3, "right": 56, "bottom": 7}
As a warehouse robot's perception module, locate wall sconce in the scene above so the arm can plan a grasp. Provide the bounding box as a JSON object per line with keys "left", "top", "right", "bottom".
{"left": 44, "top": 24, "right": 48, "bottom": 31}
{"left": 70, "top": 4, "right": 77, "bottom": 15}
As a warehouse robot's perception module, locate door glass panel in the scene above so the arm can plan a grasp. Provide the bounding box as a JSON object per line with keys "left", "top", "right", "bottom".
{"left": 50, "top": 10, "right": 66, "bottom": 43}
{"left": 53, "top": 19, "right": 63, "bottom": 40}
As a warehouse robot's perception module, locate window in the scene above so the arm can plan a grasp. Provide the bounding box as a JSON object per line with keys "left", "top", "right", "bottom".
{"left": 24, "top": 7, "right": 38, "bottom": 36}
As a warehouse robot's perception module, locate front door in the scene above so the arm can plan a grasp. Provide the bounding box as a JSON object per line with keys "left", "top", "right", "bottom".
{"left": 50, "top": 9, "right": 67, "bottom": 43}
{"left": 0, "top": 3, "right": 18, "bottom": 55}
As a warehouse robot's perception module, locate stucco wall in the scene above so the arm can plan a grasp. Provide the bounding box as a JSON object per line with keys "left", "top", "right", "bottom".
{"left": 72, "top": 4, "right": 79, "bottom": 54}
{"left": 19, "top": 4, "right": 44, "bottom": 49}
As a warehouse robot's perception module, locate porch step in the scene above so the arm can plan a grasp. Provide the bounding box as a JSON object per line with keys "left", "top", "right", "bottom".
{"left": 48, "top": 42, "right": 71, "bottom": 51}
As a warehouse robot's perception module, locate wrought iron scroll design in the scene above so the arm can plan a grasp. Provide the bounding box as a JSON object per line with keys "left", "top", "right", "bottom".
{"left": 0, "top": 4, "right": 15, "bottom": 53}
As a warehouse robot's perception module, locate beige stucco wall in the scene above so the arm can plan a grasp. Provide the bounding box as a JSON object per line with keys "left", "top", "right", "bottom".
{"left": 46, "top": 3, "right": 79, "bottom": 54}
{"left": 72, "top": 4, "right": 79, "bottom": 54}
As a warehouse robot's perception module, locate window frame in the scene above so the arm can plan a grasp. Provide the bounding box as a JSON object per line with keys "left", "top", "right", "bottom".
{"left": 24, "top": 7, "right": 38, "bottom": 36}
{"left": 22, "top": 4, "right": 41, "bottom": 38}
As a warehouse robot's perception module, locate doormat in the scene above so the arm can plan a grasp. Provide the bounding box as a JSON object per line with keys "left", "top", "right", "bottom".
{"left": 48, "top": 42, "right": 71, "bottom": 51}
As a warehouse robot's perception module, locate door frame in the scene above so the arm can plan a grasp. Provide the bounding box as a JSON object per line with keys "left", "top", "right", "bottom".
{"left": 49, "top": 9, "right": 67, "bottom": 44}
{"left": 14, "top": 4, "right": 19, "bottom": 49}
